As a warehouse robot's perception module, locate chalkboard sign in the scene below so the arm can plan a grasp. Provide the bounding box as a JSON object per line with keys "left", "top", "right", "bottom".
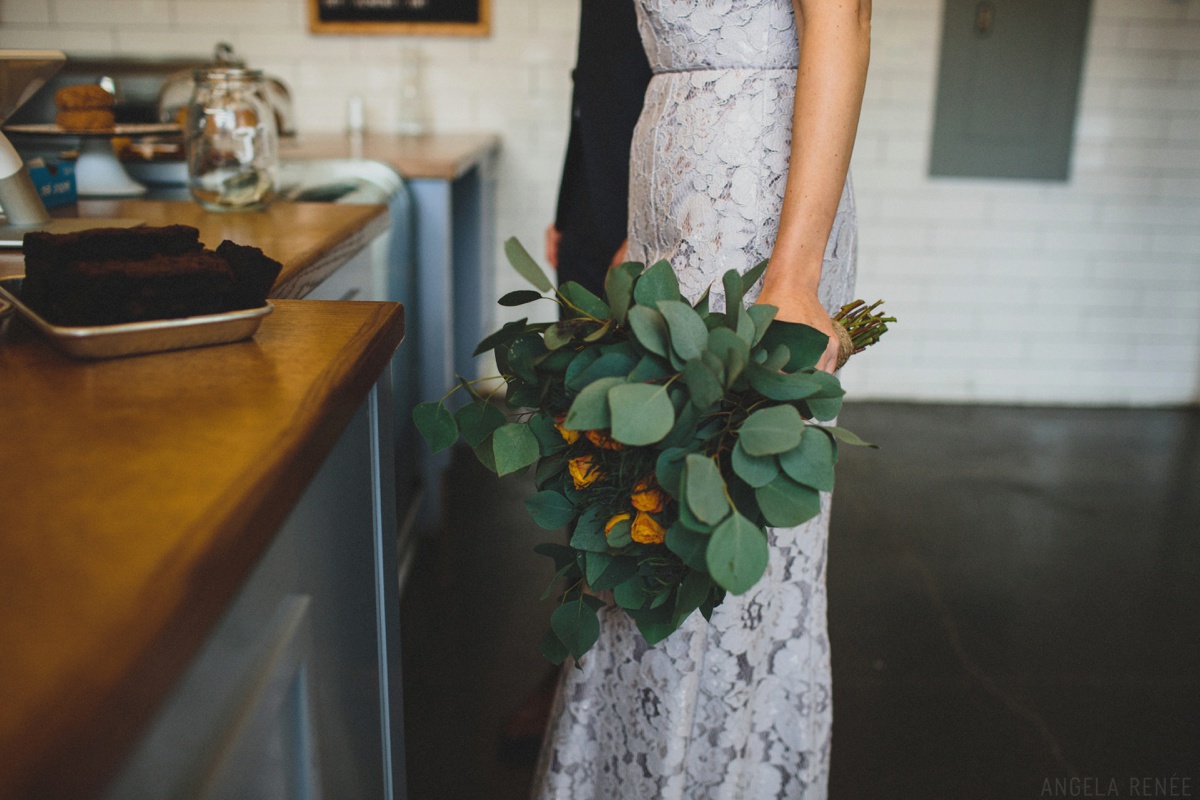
{"left": 309, "top": 0, "right": 490, "bottom": 36}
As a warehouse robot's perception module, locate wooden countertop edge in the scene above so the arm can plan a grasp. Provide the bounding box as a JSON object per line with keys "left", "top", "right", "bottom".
{"left": 271, "top": 205, "right": 390, "bottom": 299}
{"left": 8, "top": 302, "right": 406, "bottom": 800}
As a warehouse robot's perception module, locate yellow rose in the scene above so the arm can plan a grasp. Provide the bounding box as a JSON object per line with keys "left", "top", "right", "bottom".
{"left": 631, "top": 511, "right": 667, "bottom": 545}
{"left": 605, "top": 512, "right": 632, "bottom": 536}
{"left": 554, "top": 416, "right": 580, "bottom": 445}
{"left": 568, "top": 455, "right": 602, "bottom": 489}
{"left": 584, "top": 429, "right": 623, "bottom": 450}
{"left": 631, "top": 477, "right": 667, "bottom": 514}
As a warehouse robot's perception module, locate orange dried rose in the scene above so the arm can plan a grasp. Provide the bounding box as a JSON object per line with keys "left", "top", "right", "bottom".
{"left": 631, "top": 511, "right": 667, "bottom": 545}
{"left": 631, "top": 477, "right": 667, "bottom": 514}
{"left": 568, "top": 455, "right": 602, "bottom": 489}
{"left": 584, "top": 429, "right": 623, "bottom": 450}
{"left": 604, "top": 512, "right": 632, "bottom": 537}
{"left": 553, "top": 415, "right": 580, "bottom": 445}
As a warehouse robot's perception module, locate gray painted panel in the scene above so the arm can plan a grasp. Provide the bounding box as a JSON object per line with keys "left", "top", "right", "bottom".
{"left": 930, "top": 0, "right": 1092, "bottom": 181}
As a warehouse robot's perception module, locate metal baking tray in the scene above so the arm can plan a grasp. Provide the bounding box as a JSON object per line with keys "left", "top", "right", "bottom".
{"left": 0, "top": 277, "right": 272, "bottom": 360}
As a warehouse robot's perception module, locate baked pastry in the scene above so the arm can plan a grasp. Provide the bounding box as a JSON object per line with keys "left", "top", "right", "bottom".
{"left": 21, "top": 225, "right": 282, "bottom": 326}
{"left": 53, "top": 84, "right": 116, "bottom": 131}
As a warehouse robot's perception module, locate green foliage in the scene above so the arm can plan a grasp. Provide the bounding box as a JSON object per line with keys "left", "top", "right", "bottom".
{"left": 413, "top": 402, "right": 457, "bottom": 453}
{"left": 420, "top": 240, "right": 888, "bottom": 663}
{"left": 609, "top": 383, "right": 676, "bottom": 445}
{"left": 707, "top": 512, "right": 769, "bottom": 594}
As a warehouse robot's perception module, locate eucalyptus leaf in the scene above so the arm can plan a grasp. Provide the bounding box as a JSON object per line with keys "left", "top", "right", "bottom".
{"left": 723, "top": 270, "right": 744, "bottom": 329}
{"left": 534, "top": 456, "right": 566, "bottom": 489}
{"left": 741, "top": 258, "right": 770, "bottom": 294}
{"left": 613, "top": 576, "right": 650, "bottom": 610}
{"left": 661, "top": 400, "right": 701, "bottom": 449}
{"left": 493, "top": 422, "right": 540, "bottom": 476}
{"left": 779, "top": 426, "right": 836, "bottom": 491}
{"left": 526, "top": 490, "right": 575, "bottom": 529}
{"left": 498, "top": 289, "right": 544, "bottom": 307}
{"left": 454, "top": 401, "right": 506, "bottom": 448}
{"left": 473, "top": 317, "right": 528, "bottom": 356}
{"left": 568, "top": 352, "right": 638, "bottom": 393}
{"left": 605, "top": 261, "right": 640, "bottom": 324}
{"left": 472, "top": 435, "right": 496, "bottom": 473}
{"left": 570, "top": 505, "right": 610, "bottom": 553}
{"left": 633, "top": 259, "right": 681, "bottom": 307}
{"left": 654, "top": 446, "right": 690, "bottom": 497}
{"left": 606, "top": 515, "right": 633, "bottom": 547}
{"left": 627, "top": 305, "right": 671, "bottom": 358}
{"left": 584, "top": 551, "right": 613, "bottom": 587}
{"left": 559, "top": 281, "right": 612, "bottom": 321}
{"left": 657, "top": 300, "right": 708, "bottom": 362}
{"left": 565, "top": 348, "right": 600, "bottom": 389}
{"left": 694, "top": 284, "right": 711, "bottom": 315}
{"left": 761, "top": 343, "right": 792, "bottom": 372}
{"left": 755, "top": 473, "right": 822, "bottom": 527}
{"left": 706, "top": 512, "right": 769, "bottom": 595}
{"left": 758, "top": 320, "right": 829, "bottom": 371}
{"left": 665, "top": 523, "right": 710, "bottom": 571}
{"left": 590, "top": 555, "right": 637, "bottom": 591}
{"left": 543, "top": 322, "right": 573, "bottom": 351}
{"left": 745, "top": 361, "right": 823, "bottom": 401}
{"left": 413, "top": 402, "right": 458, "bottom": 453}
{"left": 707, "top": 327, "right": 750, "bottom": 386}
{"left": 731, "top": 439, "right": 780, "bottom": 488}
{"left": 684, "top": 357, "right": 724, "bottom": 410}
{"left": 551, "top": 598, "right": 601, "bottom": 660}
{"left": 583, "top": 319, "right": 614, "bottom": 342}
{"left": 634, "top": 615, "right": 679, "bottom": 646}
{"left": 609, "top": 382, "right": 676, "bottom": 445}
{"left": 504, "top": 236, "right": 554, "bottom": 292}
{"left": 737, "top": 404, "right": 803, "bottom": 456}
{"left": 539, "top": 629, "right": 570, "bottom": 665}
{"left": 508, "top": 333, "right": 547, "bottom": 385}
{"left": 627, "top": 354, "right": 673, "bottom": 384}
{"left": 684, "top": 454, "right": 731, "bottom": 525}
{"left": 564, "top": 376, "right": 625, "bottom": 430}
{"left": 746, "top": 304, "right": 777, "bottom": 345}
{"left": 675, "top": 571, "right": 712, "bottom": 623}
{"left": 800, "top": 369, "right": 845, "bottom": 424}
{"left": 534, "top": 348, "right": 574, "bottom": 373}
{"left": 528, "top": 412, "right": 565, "bottom": 454}
{"left": 821, "top": 425, "right": 879, "bottom": 448}
{"left": 506, "top": 381, "right": 541, "bottom": 410}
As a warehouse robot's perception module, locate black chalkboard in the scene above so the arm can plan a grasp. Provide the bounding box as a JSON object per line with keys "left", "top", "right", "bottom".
{"left": 310, "top": 0, "right": 489, "bottom": 35}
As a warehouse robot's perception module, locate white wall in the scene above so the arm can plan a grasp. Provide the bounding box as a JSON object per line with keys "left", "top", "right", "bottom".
{"left": 2, "top": 0, "right": 1198, "bottom": 405}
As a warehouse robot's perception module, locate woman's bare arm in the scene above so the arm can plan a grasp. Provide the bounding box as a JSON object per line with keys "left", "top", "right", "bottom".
{"left": 757, "top": 0, "right": 871, "bottom": 373}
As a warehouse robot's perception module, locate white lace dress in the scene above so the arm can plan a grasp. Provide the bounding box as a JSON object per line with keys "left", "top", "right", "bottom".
{"left": 532, "top": 1, "right": 857, "bottom": 798}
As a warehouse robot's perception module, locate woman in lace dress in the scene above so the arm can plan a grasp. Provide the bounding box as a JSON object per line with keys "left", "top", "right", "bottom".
{"left": 533, "top": 1, "right": 871, "bottom": 797}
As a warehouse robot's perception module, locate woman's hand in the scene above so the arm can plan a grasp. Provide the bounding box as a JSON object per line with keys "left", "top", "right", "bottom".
{"left": 756, "top": 278, "right": 840, "bottom": 373}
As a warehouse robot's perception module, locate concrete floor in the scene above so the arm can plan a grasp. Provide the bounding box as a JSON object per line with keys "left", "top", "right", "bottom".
{"left": 401, "top": 402, "right": 1200, "bottom": 799}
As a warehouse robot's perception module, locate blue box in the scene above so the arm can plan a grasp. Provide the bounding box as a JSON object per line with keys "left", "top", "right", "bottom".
{"left": 27, "top": 159, "right": 77, "bottom": 210}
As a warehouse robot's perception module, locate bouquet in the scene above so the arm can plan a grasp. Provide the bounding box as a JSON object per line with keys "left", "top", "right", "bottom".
{"left": 415, "top": 239, "right": 892, "bottom": 663}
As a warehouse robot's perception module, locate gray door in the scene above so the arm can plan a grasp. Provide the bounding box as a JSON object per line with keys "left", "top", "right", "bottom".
{"left": 929, "top": 0, "right": 1092, "bottom": 181}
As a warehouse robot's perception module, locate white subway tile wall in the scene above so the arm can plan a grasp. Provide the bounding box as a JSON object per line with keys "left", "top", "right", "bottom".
{"left": 1, "top": 0, "right": 1196, "bottom": 404}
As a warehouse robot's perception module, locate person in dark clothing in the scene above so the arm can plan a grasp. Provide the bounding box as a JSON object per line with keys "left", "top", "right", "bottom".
{"left": 497, "top": 0, "right": 651, "bottom": 766}
{"left": 545, "top": 0, "right": 652, "bottom": 298}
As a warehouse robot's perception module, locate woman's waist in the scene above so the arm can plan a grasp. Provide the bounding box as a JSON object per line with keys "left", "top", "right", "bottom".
{"left": 651, "top": 62, "right": 797, "bottom": 76}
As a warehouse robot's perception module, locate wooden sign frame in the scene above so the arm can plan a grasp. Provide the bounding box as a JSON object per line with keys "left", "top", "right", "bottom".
{"left": 308, "top": 0, "right": 490, "bottom": 36}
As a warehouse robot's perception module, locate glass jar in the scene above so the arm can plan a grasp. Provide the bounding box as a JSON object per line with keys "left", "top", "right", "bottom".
{"left": 185, "top": 68, "right": 278, "bottom": 212}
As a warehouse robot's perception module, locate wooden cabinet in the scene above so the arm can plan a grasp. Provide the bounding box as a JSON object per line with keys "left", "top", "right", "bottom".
{"left": 0, "top": 301, "right": 407, "bottom": 800}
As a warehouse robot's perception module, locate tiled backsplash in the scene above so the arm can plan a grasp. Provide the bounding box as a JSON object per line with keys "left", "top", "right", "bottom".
{"left": 2, "top": 0, "right": 1197, "bottom": 404}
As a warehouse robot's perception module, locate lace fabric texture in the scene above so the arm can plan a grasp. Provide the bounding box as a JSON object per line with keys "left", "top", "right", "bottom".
{"left": 533, "top": 1, "right": 857, "bottom": 798}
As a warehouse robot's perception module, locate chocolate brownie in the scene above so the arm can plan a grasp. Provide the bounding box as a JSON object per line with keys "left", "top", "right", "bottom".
{"left": 21, "top": 226, "right": 282, "bottom": 327}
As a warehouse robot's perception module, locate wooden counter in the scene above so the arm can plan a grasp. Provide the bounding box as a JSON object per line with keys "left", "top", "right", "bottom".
{"left": 0, "top": 199, "right": 389, "bottom": 299}
{"left": 0, "top": 300, "right": 405, "bottom": 799}
{"left": 282, "top": 131, "right": 499, "bottom": 180}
